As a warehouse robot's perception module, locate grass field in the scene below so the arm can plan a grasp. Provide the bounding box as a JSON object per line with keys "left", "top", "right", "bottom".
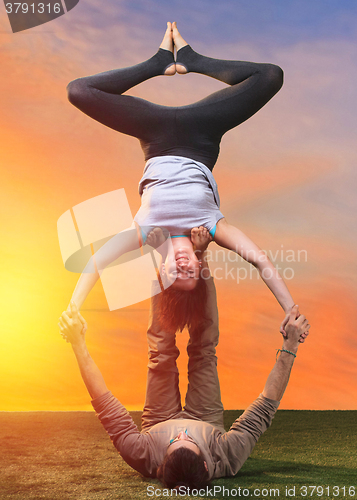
{"left": 0, "top": 411, "right": 356, "bottom": 500}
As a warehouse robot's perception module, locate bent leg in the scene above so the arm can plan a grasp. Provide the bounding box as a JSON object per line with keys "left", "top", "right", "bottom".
{"left": 176, "top": 46, "right": 283, "bottom": 149}
{"left": 184, "top": 277, "right": 224, "bottom": 431}
{"left": 141, "top": 291, "right": 181, "bottom": 432}
{"left": 67, "top": 49, "right": 175, "bottom": 140}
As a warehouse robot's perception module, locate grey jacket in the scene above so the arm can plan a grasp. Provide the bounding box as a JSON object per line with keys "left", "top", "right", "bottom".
{"left": 92, "top": 391, "right": 279, "bottom": 480}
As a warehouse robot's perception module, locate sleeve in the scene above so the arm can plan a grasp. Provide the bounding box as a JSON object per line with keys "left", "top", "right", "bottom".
{"left": 217, "top": 394, "right": 280, "bottom": 475}
{"left": 91, "top": 391, "right": 157, "bottom": 477}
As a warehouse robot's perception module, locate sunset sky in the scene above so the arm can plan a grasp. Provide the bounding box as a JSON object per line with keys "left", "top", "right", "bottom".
{"left": 1, "top": 0, "right": 357, "bottom": 411}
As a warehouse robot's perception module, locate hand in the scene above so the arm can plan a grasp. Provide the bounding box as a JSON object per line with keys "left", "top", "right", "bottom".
{"left": 280, "top": 307, "right": 297, "bottom": 338}
{"left": 58, "top": 301, "right": 87, "bottom": 346}
{"left": 281, "top": 305, "right": 310, "bottom": 343}
{"left": 298, "top": 328, "right": 309, "bottom": 343}
{"left": 146, "top": 227, "right": 167, "bottom": 250}
{"left": 283, "top": 305, "right": 310, "bottom": 350}
{"left": 191, "top": 226, "right": 212, "bottom": 254}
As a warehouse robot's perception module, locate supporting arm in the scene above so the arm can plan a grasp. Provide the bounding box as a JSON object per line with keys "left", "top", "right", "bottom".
{"left": 262, "top": 306, "right": 310, "bottom": 401}
{"left": 59, "top": 302, "right": 108, "bottom": 400}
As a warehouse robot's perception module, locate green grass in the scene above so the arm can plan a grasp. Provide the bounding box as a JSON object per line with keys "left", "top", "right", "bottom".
{"left": 0, "top": 411, "right": 356, "bottom": 500}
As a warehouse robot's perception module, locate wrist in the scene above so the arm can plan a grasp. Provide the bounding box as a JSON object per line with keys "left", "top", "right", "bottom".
{"left": 69, "top": 298, "right": 80, "bottom": 312}
{"left": 71, "top": 338, "right": 88, "bottom": 355}
{"left": 283, "top": 303, "right": 295, "bottom": 315}
{"left": 282, "top": 339, "right": 299, "bottom": 355}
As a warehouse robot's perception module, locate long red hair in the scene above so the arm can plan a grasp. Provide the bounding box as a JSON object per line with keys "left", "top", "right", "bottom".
{"left": 157, "top": 276, "right": 208, "bottom": 333}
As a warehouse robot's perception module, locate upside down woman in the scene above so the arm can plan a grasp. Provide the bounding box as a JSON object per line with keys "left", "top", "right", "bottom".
{"left": 66, "top": 22, "right": 307, "bottom": 337}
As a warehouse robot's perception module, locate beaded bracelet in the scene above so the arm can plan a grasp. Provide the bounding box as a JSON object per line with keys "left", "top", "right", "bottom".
{"left": 276, "top": 348, "right": 296, "bottom": 361}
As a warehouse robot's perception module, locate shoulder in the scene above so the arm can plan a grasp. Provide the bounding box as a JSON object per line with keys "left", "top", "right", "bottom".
{"left": 212, "top": 217, "right": 229, "bottom": 245}
{"left": 214, "top": 217, "right": 227, "bottom": 235}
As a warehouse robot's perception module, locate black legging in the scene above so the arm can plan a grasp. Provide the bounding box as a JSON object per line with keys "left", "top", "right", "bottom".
{"left": 67, "top": 45, "right": 283, "bottom": 171}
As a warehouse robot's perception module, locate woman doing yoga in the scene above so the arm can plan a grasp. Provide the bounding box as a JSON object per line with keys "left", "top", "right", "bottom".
{"left": 67, "top": 23, "right": 307, "bottom": 337}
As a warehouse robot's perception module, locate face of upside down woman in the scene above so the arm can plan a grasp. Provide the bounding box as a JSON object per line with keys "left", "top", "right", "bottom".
{"left": 162, "top": 237, "right": 200, "bottom": 291}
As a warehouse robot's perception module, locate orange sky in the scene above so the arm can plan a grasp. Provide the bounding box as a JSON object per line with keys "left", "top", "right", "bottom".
{"left": 1, "top": 9, "right": 357, "bottom": 411}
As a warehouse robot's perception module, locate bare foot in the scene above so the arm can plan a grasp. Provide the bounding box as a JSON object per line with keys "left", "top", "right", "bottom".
{"left": 159, "top": 22, "right": 176, "bottom": 75}
{"left": 146, "top": 227, "right": 167, "bottom": 249}
{"left": 172, "top": 21, "right": 188, "bottom": 74}
{"left": 191, "top": 226, "right": 212, "bottom": 253}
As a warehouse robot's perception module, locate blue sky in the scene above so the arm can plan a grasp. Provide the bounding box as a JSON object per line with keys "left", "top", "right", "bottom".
{"left": 65, "top": 0, "right": 357, "bottom": 45}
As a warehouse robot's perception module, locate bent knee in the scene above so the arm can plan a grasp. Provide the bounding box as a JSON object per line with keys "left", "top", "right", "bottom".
{"left": 67, "top": 78, "right": 88, "bottom": 106}
{"left": 265, "top": 63, "right": 284, "bottom": 92}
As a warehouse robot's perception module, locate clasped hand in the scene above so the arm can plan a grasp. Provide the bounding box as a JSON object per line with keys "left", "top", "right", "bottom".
{"left": 281, "top": 305, "right": 310, "bottom": 344}
{"left": 58, "top": 301, "right": 87, "bottom": 345}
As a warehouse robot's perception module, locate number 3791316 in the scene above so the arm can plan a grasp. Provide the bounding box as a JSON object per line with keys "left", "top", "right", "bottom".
{"left": 5, "top": 3, "right": 61, "bottom": 14}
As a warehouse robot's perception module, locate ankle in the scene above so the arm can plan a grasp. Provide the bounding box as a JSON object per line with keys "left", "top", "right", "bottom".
{"left": 176, "top": 45, "right": 196, "bottom": 73}
{"left": 155, "top": 49, "right": 175, "bottom": 76}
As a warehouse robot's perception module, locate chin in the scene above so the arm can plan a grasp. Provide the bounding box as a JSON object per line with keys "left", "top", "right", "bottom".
{"left": 171, "top": 279, "right": 198, "bottom": 291}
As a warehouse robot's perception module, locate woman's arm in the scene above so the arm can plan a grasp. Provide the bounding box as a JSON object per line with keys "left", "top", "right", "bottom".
{"left": 214, "top": 219, "right": 295, "bottom": 315}
{"left": 70, "top": 227, "right": 141, "bottom": 310}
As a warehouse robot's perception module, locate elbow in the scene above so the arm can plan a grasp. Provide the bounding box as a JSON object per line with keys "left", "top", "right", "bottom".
{"left": 250, "top": 249, "right": 269, "bottom": 270}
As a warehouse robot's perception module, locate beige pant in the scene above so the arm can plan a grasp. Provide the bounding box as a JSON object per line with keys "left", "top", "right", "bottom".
{"left": 141, "top": 278, "right": 224, "bottom": 432}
